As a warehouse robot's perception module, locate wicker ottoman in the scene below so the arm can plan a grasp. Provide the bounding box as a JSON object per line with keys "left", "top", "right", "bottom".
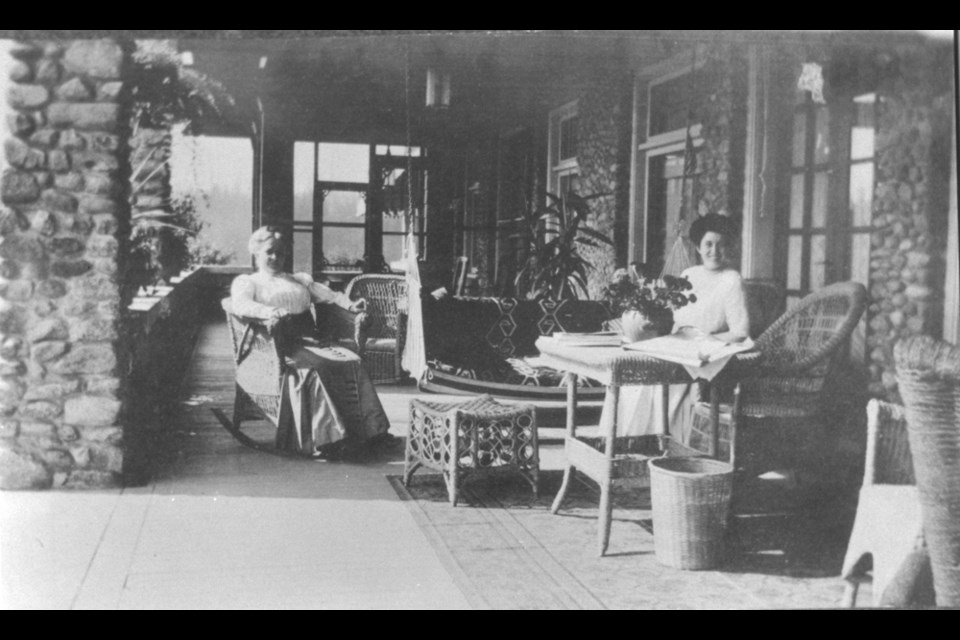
{"left": 404, "top": 394, "right": 539, "bottom": 506}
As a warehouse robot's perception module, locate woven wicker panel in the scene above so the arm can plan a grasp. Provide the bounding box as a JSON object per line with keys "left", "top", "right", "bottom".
{"left": 363, "top": 350, "right": 403, "bottom": 385}
{"left": 742, "top": 281, "right": 866, "bottom": 407}
{"left": 406, "top": 395, "right": 539, "bottom": 500}
{"left": 649, "top": 458, "right": 734, "bottom": 570}
{"left": 222, "top": 300, "right": 284, "bottom": 400}
{"left": 894, "top": 335, "right": 960, "bottom": 607}
{"left": 345, "top": 274, "right": 406, "bottom": 340}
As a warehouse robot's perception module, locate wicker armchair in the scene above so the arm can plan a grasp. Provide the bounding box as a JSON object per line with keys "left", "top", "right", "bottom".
{"left": 895, "top": 335, "right": 960, "bottom": 608}
{"left": 841, "top": 400, "right": 930, "bottom": 607}
{"left": 215, "top": 298, "right": 366, "bottom": 453}
{"left": 690, "top": 281, "right": 867, "bottom": 475}
{"left": 345, "top": 274, "right": 408, "bottom": 384}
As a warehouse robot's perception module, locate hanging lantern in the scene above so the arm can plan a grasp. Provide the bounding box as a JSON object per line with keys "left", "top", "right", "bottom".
{"left": 426, "top": 68, "right": 451, "bottom": 108}
{"left": 798, "top": 62, "right": 826, "bottom": 104}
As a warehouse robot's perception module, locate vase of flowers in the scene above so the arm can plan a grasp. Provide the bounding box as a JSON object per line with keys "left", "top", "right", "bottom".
{"left": 601, "top": 265, "right": 697, "bottom": 343}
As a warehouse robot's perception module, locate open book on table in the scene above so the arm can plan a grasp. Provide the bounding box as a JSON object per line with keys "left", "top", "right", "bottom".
{"left": 622, "top": 326, "right": 755, "bottom": 367}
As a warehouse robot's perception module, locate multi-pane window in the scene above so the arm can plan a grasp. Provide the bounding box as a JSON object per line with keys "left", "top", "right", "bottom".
{"left": 633, "top": 55, "right": 705, "bottom": 273}
{"left": 779, "top": 85, "right": 877, "bottom": 363}
{"left": 376, "top": 145, "right": 426, "bottom": 264}
{"left": 292, "top": 142, "right": 425, "bottom": 275}
{"left": 784, "top": 90, "right": 832, "bottom": 303}
{"left": 548, "top": 100, "right": 579, "bottom": 196}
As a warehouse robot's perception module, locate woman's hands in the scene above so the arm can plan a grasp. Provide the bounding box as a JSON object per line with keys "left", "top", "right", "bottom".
{"left": 349, "top": 298, "right": 367, "bottom": 313}
{"left": 264, "top": 307, "right": 291, "bottom": 332}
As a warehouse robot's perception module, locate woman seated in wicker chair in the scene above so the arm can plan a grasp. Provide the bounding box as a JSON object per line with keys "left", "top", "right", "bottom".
{"left": 231, "top": 226, "right": 393, "bottom": 458}
{"left": 605, "top": 213, "right": 750, "bottom": 442}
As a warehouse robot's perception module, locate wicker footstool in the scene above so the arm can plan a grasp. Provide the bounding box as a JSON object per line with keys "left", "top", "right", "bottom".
{"left": 404, "top": 394, "right": 539, "bottom": 506}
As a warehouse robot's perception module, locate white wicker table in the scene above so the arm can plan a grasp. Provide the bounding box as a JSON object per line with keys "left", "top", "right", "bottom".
{"left": 536, "top": 337, "right": 755, "bottom": 556}
{"left": 404, "top": 395, "right": 539, "bottom": 507}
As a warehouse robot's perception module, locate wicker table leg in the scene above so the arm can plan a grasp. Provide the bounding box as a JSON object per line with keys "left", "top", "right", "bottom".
{"left": 598, "top": 384, "right": 619, "bottom": 557}
{"left": 551, "top": 373, "right": 579, "bottom": 514}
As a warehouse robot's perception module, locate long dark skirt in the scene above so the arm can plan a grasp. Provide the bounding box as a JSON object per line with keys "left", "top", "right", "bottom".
{"left": 275, "top": 333, "right": 391, "bottom": 455}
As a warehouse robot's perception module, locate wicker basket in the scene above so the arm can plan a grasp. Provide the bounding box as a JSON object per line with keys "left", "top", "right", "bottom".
{"left": 649, "top": 457, "right": 734, "bottom": 570}
{"left": 894, "top": 336, "right": 960, "bottom": 608}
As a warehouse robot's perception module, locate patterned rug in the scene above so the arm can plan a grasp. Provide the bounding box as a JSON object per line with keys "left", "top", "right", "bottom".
{"left": 387, "top": 470, "right": 858, "bottom": 610}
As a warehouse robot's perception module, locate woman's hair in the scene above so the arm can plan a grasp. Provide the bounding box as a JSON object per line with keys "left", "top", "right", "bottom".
{"left": 248, "top": 226, "right": 287, "bottom": 255}
{"left": 689, "top": 213, "right": 738, "bottom": 246}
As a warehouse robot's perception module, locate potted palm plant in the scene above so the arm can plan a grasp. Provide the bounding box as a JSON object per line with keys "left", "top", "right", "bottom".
{"left": 513, "top": 191, "right": 614, "bottom": 301}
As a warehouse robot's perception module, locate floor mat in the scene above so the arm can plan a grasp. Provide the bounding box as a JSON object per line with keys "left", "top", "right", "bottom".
{"left": 387, "top": 470, "right": 854, "bottom": 609}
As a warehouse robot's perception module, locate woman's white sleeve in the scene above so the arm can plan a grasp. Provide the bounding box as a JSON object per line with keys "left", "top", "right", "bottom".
{"left": 230, "top": 276, "right": 276, "bottom": 319}
{"left": 725, "top": 275, "right": 751, "bottom": 338}
{"left": 295, "top": 273, "right": 354, "bottom": 309}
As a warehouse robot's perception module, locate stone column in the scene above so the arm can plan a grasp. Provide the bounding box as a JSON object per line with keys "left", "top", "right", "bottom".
{"left": 866, "top": 47, "right": 954, "bottom": 400}
{"left": 1, "top": 39, "right": 129, "bottom": 489}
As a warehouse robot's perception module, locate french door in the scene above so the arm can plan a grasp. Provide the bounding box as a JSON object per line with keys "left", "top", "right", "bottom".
{"left": 778, "top": 83, "right": 877, "bottom": 362}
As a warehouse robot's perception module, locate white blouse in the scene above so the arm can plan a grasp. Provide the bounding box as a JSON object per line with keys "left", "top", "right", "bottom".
{"left": 230, "top": 272, "right": 353, "bottom": 319}
{"left": 672, "top": 265, "right": 750, "bottom": 338}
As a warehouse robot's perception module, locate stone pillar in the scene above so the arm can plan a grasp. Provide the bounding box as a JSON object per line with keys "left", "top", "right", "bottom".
{"left": 866, "top": 47, "right": 954, "bottom": 400}
{"left": 577, "top": 69, "right": 631, "bottom": 299}
{"left": 1, "top": 39, "right": 129, "bottom": 489}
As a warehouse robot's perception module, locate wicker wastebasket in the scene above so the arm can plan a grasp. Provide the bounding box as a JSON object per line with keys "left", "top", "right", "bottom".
{"left": 649, "top": 457, "right": 734, "bottom": 570}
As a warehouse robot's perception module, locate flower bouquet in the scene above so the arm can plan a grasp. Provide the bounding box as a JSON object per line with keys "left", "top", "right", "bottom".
{"left": 601, "top": 264, "right": 697, "bottom": 342}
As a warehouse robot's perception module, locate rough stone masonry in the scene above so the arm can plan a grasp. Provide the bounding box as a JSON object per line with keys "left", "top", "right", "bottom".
{"left": 1, "top": 39, "right": 128, "bottom": 489}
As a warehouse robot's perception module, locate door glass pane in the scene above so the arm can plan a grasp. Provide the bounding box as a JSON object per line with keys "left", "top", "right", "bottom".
{"left": 317, "top": 143, "right": 369, "bottom": 183}
{"left": 812, "top": 172, "right": 829, "bottom": 228}
{"left": 322, "top": 227, "right": 364, "bottom": 268}
{"left": 850, "top": 232, "right": 871, "bottom": 286}
{"left": 813, "top": 108, "right": 830, "bottom": 163}
{"left": 851, "top": 93, "right": 876, "bottom": 161}
{"left": 322, "top": 190, "right": 366, "bottom": 224}
{"left": 789, "top": 174, "right": 805, "bottom": 228}
{"left": 649, "top": 69, "right": 704, "bottom": 136}
{"left": 787, "top": 235, "right": 803, "bottom": 290}
{"left": 850, "top": 162, "right": 874, "bottom": 227}
{"left": 810, "top": 234, "right": 826, "bottom": 290}
{"left": 293, "top": 230, "right": 313, "bottom": 275}
{"left": 376, "top": 145, "right": 421, "bottom": 157}
{"left": 383, "top": 212, "right": 405, "bottom": 233}
{"left": 559, "top": 115, "right": 579, "bottom": 161}
{"left": 849, "top": 236, "right": 869, "bottom": 362}
{"left": 791, "top": 114, "right": 806, "bottom": 168}
{"left": 383, "top": 235, "right": 405, "bottom": 265}
{"left": 294, "top": 142, "right": 315, "bottom": 222}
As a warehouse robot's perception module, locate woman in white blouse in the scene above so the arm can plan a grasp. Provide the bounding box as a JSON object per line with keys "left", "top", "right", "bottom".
{"left": 608, "top": 213, "right": 750, "bottom": 441}
{"left": 231, "top": 227, "right": 392, "bottom": 458}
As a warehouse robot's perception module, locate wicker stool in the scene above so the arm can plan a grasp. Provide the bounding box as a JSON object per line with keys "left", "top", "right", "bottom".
{"left": 404, "top": 394, "right": 539, "bottom": 507}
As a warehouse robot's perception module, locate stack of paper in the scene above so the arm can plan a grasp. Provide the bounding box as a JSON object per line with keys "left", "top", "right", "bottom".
{"left": 550, "top": 331, "right": 623, "bottom": 347}
{"left": 623, "top": 327, "right": 755, "bottom": 379}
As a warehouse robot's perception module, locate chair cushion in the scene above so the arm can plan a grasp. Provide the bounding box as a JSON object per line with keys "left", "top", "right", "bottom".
{"left": 361, "top": 338, "right": 399, "bottom": 352}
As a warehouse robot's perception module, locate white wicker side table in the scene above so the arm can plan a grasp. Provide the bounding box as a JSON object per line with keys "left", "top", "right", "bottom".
{"left": 404, "top": 394, "right": 539, "bottom": 506}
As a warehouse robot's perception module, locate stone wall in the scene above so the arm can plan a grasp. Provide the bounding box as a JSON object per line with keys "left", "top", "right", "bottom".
{"left": 1, "top": 39, "right": 129, "bottom": 489}
{"left": 576, "top": 70, "right": 632, "bottom": 299}
{"left": 695, "top": 45, "right": 747, "bottom": 227}
{"left": 865, "top": 47, "right": 954, "bottom": 400}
